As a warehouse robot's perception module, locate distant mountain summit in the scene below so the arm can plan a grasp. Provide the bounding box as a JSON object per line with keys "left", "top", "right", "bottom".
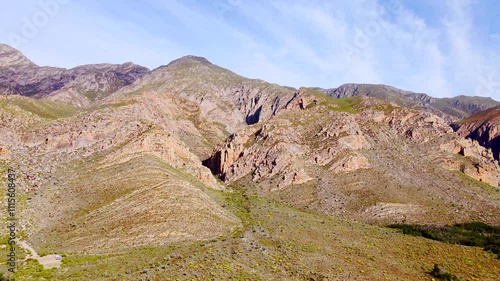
{"left": 0, "top": 44, "right": 149, "bottom": 106}
{"left": 0, "top": 43, "right": 35, "bottom": 67}
{"left": 316, "top": 83, "right": 499, "bottom": 120}
{"left": 164, "top": 55, "right": 213, "bottom": 68}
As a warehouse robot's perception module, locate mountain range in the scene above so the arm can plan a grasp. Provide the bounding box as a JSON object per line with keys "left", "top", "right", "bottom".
{"left": 0, "top": 43, "right": 499, "bottom": 280}
{"left": 316, "top": 84, "right": 499, "bottom": 120}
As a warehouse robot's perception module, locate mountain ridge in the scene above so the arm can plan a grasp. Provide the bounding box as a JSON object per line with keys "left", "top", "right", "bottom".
{"left": 0, "top": 44, "right": 150, "bottom": 107}
{"left": 0, "top": 43, "right": 36, "bottom": 67}
{"left": 1, "top": 43, "right": 498, "bottom": 120}
{"left": 163, "top": 55, "right": 214, "bottom": 69}
{"left": 315, "top": 83, "right": 499, "bottom": 120}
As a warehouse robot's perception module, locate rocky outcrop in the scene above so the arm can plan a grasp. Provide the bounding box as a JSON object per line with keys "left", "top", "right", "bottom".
{"left": 205, "top": 94, "right": 377, "bottom": 189}
{"left": 440, "top": 138, "right": 500, "bottom": 186}
{"left": 284, "top": 87, "right": 319, "bottom": 110}
{"left": 206, "top": 92, "right": 498, "bottom": 186}
{"left": 204, "top": 132, "right": 250, "bottom": 181}
{"left": 0, "top": 44, "right": 35, "bottom": 67}
{"left": 368, "top": 106, "right": 499, "bottom": 187}
{"left": 206, "top": 94, "right": 499, "bottom": 189}
{"left": 330, "top": 153, "right": 370, "bottom": 173}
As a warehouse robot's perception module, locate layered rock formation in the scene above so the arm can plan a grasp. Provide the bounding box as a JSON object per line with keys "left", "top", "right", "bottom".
{"left": 206, "top": 90, "right": 500, "bottom": 224}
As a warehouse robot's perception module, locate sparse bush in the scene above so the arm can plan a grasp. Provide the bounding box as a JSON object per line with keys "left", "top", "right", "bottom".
{"left": 459, "top": 163, "right": 466, "bottom": 173}
{"left": 430, "top": 264, "right": 460, "bottom": 281}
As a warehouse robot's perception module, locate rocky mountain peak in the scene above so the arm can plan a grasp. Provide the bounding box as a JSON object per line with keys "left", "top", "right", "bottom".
{"left": 164, "top": 55, "right": 213, "bottom": 68}
{"left": 0, "top": 43, "right": 35, "bottom": 68}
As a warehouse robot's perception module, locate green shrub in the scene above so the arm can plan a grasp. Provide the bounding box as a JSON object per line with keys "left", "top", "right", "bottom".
{"left": 388, "top": 222, "right": 500, "bottom": 258}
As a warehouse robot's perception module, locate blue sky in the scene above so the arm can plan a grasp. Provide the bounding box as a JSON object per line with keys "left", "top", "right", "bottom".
{"left": 1, "top": 0, "right": 499, "bottom": 99}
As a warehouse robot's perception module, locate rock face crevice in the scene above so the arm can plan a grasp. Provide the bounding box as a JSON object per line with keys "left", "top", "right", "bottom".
{"left": 203, "top": 132, "right": 249, "bottom": 181}
{"left": 245, "top": 105, "right": 262, "bottom": 125}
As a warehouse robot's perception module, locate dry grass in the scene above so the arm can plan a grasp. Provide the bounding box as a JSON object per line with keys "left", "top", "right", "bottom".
{"left": 7, "top": 185, "right": 499, "bottom": 280}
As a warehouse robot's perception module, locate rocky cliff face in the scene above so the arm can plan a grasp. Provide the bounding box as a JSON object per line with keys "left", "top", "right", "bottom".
{"left": 317, "top": 83, "right": 499, "bottom": 120}
{"left": 0, "top": 43, "right": 149, "bottom": 106}
{"left": 105, "top": 55, "right": 295, "bottom": 138}
{"left": 206, "top": 89, "right": 500, "bottom": 224}
{"left": 453, "top": 106, "right": 500, "bottom": 161}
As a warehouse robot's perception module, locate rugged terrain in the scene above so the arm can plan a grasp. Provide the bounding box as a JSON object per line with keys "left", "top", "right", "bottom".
{"left": 0, "top": 44, "right": 499, "bottom": 280}
{"left": 205, "top": 88, "right": 500, "bottom": 224}
{"left": 0, "top": 48, "right": 297, "bottom": 263}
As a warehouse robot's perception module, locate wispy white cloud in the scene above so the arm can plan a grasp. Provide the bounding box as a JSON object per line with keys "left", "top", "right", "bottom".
{"left": 439, "top": 0, "right": 499, "bottom": 98}
{"left": 0, "top": 0, "right": 498, "bottom": 99}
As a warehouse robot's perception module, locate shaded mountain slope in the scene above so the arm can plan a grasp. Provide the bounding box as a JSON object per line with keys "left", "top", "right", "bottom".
{"left": 454, "top": 105, "right": 500, "bottom": 161}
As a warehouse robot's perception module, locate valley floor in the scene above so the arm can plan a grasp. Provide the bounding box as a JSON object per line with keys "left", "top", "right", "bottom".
{"left": 3, "top": 185, "right": 500, "bottom": 281}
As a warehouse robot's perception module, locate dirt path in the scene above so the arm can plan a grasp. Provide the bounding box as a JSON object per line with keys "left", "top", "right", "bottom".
{"left": 19, "top": 241, "right": 62, "bottom": 269}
